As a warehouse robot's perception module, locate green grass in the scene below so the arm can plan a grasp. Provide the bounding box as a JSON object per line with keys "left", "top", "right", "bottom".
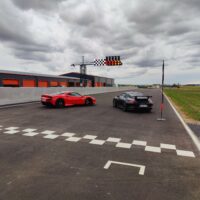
{"left": 164, "top": 86, "right": 200, "bottom": 121}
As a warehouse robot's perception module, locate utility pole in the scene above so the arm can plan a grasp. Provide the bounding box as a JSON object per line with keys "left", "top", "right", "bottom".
{"left": 157, "top": 60, "right": 166, "bottom": 121}
{"left": 80, "top": 56, "right": 86, "bottom": 87}
{"left": 71, "top": 56, "right": 93, "bottom": 87}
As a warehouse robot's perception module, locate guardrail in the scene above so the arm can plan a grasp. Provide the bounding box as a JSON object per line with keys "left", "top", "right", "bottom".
{"left": 0, "top": 87, "right": 135, "bottom": 106}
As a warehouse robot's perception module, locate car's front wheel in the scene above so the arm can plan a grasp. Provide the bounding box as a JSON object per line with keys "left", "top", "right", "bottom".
{"left": 85, "top": 98, "right": 93, "bottom": 106}
{"left": 122, "top": 102, "right": 127, "bottom": 112}
{"left": 56, "top": 99, "right": 65, "bottom": 108}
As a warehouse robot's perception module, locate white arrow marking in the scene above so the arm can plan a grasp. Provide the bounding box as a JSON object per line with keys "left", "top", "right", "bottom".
{"left": 104, "top": 160, "right": 145, "bottom": 175}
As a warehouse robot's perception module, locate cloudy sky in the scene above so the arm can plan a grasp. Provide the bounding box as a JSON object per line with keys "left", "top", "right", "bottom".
{"left": 0, "top": 0, "right": 200, "bottom": 84}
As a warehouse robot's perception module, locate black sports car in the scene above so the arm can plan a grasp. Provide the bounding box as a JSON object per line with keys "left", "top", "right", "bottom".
{"left": 113, "top": 91, "right": 153, "bottom": 112}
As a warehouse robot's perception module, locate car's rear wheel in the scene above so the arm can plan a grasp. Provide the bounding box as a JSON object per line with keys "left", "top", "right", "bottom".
{"left": 147, "top": 108, "right": 152, "bottom": 113}
{"left": 56, "top": 99, "right": 65, "bottom": 108}
{"left": 85, "top": 98, "right": 93, "bottom": 106}
{"left": 113, "top": 100, "right": 117, "bottom": 108}
{"left": 122, "top": 102, "right": 127, "bottom": 112}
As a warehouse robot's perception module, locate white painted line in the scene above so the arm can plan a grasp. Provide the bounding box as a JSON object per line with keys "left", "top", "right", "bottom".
{"left": 176, "top": 150, "right": 195, "bottom": 158}
{"left": 160, "top": 143, "right": 176, "bottom": 150}
{"left": 23, "top": 132, "right": 39, "bottom": 137}
{"left": 23, "top": 129, "right": 37, "bottom": 132}
{"left": 104, "top": 160, "right": 145, "bottom": 175}
{"left": 132, "top": 140, "right": 147, "bottom": 146}
{"left": 5, "top": 127, "right": 19, "bottom": 130}
{"left": 116, "top": 142, "right": 132, "bottom": 149}
{"left": 61, "top": 132, "right": 76, "bottom": 137}
{"left": 90, "top": 139, "right": 105, "bottom": 145}
{"left": 83, "top": 135, "right": 97, "bottom": 140}
{"left": 66, "top": 137, "right": 82, "bottom": 142}
{"left": 43, "top": 134, "right": 59, "bottom": 139}
{"left": 41, "top": 130, "right": 55, "bottom": 135}
{"left": 164, "top": 93, "right": 200, "bottom": 152}
{"left": 4, "top": 130, "right": 20, "bottom": 134}
{"left": 145, "top": 146, "right": 161, "bottom": 153}
{"left": 106, "top": 137, "right": 121, "bottom": 143}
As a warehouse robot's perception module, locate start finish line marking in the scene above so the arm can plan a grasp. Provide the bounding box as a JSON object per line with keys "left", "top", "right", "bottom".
{"left": 104, "top": 160, "right": 146, "bottom": 175}
{"left": 0, "top": 125, "right": 196, "bottom": 158}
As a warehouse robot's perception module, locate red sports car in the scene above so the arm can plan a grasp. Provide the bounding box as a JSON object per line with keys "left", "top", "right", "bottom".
{"left": 41, "top": 91, "right": 96, "bottom": 108}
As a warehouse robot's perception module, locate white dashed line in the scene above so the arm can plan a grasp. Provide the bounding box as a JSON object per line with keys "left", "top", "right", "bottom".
{"left": 90, "top": 139, "right": 106, "bottom": 145}
{"left": 41, "top": 130, "right": 55, "bottom": 135}
{"left": 23, "top": 129, "right": 37, "bottom": 132}
{"left": 133, "top": 140, "right": 147, "bottom": 146}
{"left": 43, "top": 134, "right": 60, "bottom": 139}
{"left": 5, "top": 127, "right": 19, "bottom": 130}
{"left": 4, "top": 130, "right": 20, "bottom": 134}
{"left": 0, "top": 124, "right": 197, "bottom": 158}
{"left": 176, "top": 150, "right": 195, "bottom": 158}
{"left": 106, "top": 137, "right": 121, "bottom": 143}
{"left": 145, "top": 146, "right": 161, "bottom": 153}
{"left": 83, "top": 135, "right": 97, "bottom": 140}
{"left": 116, "top": 142, "right": 132, "bottom": 149}
{"left": 66, "top": 137, "right": 82, "bottom": 142}
{"left": 160, "top": 143, "right": 176, "bottom": 150}
{"left": 23, "top": 132, "right": 39, "bottom": 137}
{"left": 61, "top": 132, "right": 76, "bottom": 137}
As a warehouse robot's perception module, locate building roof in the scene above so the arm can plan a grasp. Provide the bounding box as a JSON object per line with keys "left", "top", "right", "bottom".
{"left": 0, "top": 70, "right": 79, "bottom": 80}
{"left": 61, "top": 72, "right": 113, "bottom": 80}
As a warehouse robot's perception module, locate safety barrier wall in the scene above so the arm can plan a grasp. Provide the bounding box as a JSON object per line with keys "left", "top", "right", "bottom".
{"left": 0, "top": 87, "right": 135, "bottom": 106}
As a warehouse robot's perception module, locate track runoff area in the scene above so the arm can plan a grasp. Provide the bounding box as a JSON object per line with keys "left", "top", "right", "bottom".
{"left": 0, "top": 89, "right": 199, "bottom": 200}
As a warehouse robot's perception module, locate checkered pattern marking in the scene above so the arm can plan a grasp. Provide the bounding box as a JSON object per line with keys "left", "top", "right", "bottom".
{"left": 0, "top": 125, "right": 196, "bottom": 158}
{"left": 94, "top": 59, "right": 106, "bottom": 66}
{"left": 23, "top": 129, "right": 39, "bottom": 137}
{"left": 4, "top": 127, "right": 20, "bottom": 135}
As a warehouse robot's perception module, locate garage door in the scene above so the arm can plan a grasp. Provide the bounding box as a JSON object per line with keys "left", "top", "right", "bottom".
{"left": 59, "top": 82, "right": 67, "bottom": 87}
{"left": 38, "top": 81, "right": 48, "bottom": 87}
{"left": 23, "top": 80, "right": 35, "bottom": 87}
{"left": 2, "top": 79, "right": 19, "bottom": 87}
{"left": 50, "top": 81, "right": 58, "bottom": 87}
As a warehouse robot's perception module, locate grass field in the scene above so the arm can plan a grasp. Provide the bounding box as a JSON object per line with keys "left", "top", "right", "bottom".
{"left": 164, "top": 86, "right": 200, "bottom": 122}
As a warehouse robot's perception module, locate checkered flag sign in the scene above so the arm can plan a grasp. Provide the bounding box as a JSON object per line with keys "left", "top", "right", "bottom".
{"left": 94, "top": 59, "right": 106, "bottom": 66}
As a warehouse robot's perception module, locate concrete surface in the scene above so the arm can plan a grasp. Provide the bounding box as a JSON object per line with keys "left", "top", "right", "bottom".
{"left": 0, "top": 89, "right": 199, "bottom": 200}
{"left": 0, "top": 86, "right": 134, "bottom": 106}
{"left": 189, "top": 124, "right": 200, "bottom": 138}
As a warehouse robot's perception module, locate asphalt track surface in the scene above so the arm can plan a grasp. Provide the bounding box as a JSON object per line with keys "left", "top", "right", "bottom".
{"left": 0, "top": 89, "right": 199, "bottom": 200}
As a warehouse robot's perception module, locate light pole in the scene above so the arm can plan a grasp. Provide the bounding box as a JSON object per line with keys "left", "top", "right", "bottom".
{"left": 157, "top": 60, "right": 166, "bottom": 121}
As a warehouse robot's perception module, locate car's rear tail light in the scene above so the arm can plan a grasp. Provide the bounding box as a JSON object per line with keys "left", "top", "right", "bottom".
{"left": 42, "top": 95, "right": 52, "bottom": 100}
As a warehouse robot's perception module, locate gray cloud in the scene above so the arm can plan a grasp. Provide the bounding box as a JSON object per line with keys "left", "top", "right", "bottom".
{"left": 0, "top": 1, "right": 65, "bottom": 64}
{"left": 134, "top": 59, "right": 161, "bottom": 68}
{"left": 11, "top": 0, "right": 65, "bottom": 11}
{"left": 0, "top": 0, "right": 200, "bottom": 84}
{"left": 14, "top": 50, "right": 51, "bottom": 62}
